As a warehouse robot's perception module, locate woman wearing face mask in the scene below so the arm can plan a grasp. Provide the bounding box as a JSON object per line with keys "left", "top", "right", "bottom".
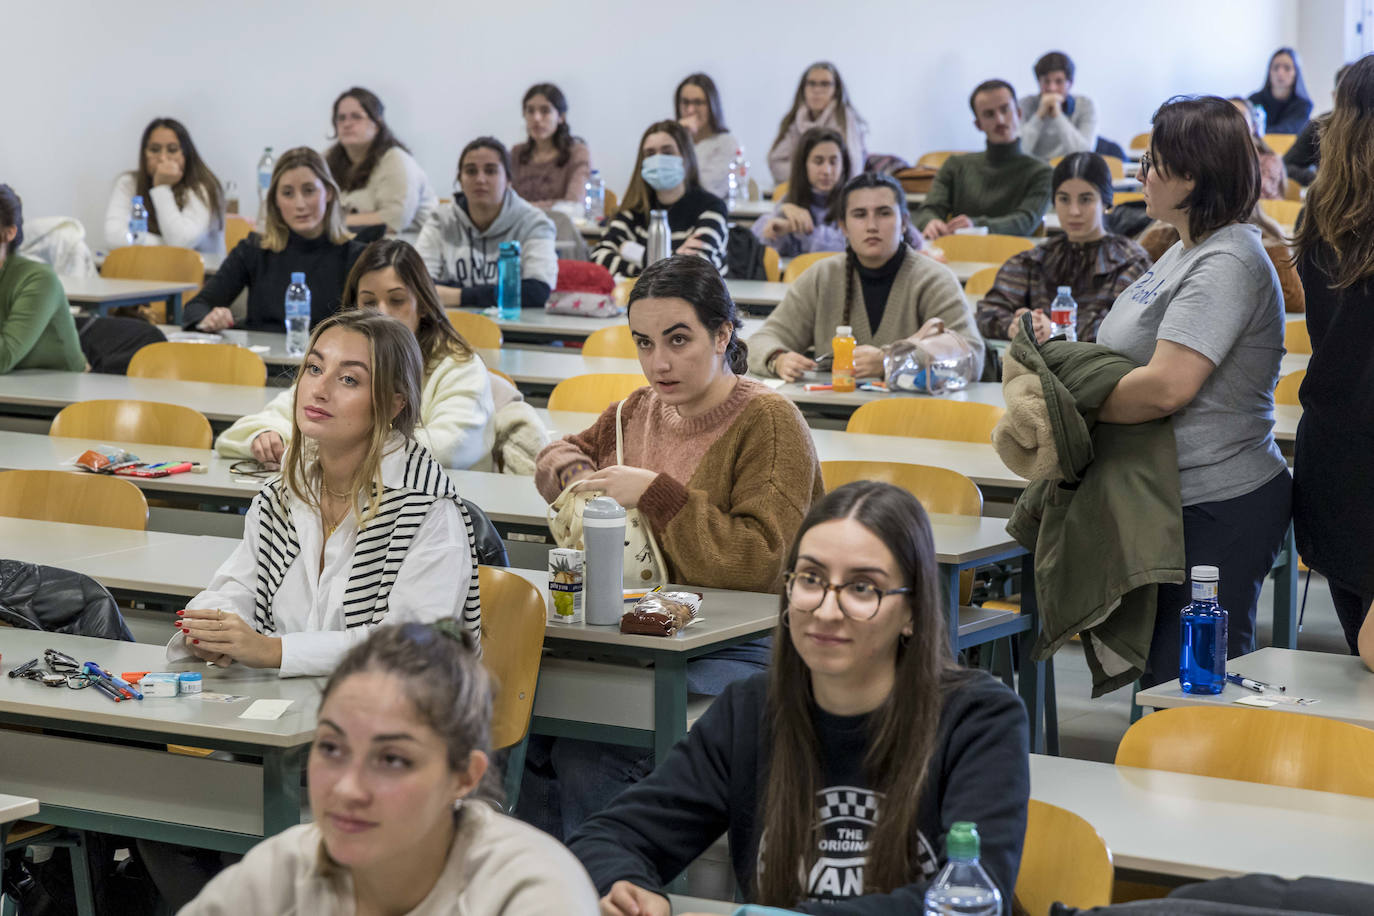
{"left": 524, "top": 255, "right": 824, "bottom": 839}
{"left": 752, "top": 127, "right": 851, "bottom": 256}
{"left": 215, "top": 239, "right": 494, "bottom": 469}
{"left": 1249, "top": 47, "right": 1313, "bottom": 135}
{"left": 767, "top": 62, "right": 868, "bottom": 185}
{"left": 590, "top": 121, "right": 728, "bottom": 279}
{"left": 748, "top": 172, "right": 983, "bottom": 383}
{"left": 510, "top": 83, "right": 592, "bottom": 210}
{"left": 181, "top": 147, "right": 365, "bottom": 332}
{"left": 181, "top": 623, "right": 599, "bottom": 915}
{"left": 569, "top": 482, "right": 1029, "bottom": 915}
{"left": 978, "top": 152, "right": 1151, "bottom": 343}
{"left": 103, "top": 117, "right": 225, "bottom": 254}
{"left": 674, "top": 73, "right": 742, "bottom": 201}
{"left": 416, "top": 137, "right": 558, "bottom": 309}
{"left": 325, "top": 87, "right": 439, "bottom": 239}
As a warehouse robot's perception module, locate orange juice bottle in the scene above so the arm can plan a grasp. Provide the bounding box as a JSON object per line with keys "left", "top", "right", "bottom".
{"left": 832, "top": 324, "right": 856, "bottom": 392}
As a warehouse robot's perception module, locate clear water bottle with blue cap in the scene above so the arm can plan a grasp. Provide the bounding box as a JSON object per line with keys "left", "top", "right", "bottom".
{"left": 1181, "top": 565, "right": 1227, "bottom": 695}
{"left": 127, "top": 196, "right": 149, "bottom": 246}
{"left": 256, "top": 146, "right": 275, "bottom": 225}
{"left": 284, "top": 272, "right": 311, "bottom": 358}
{"left": 924, "top": 822, "right": 1001, "bottom": 915}
{"left": 584, "top": 170, "right": 605, "bottom": 222}
{"left": 497, "top": 241, "right": 522, "bottom": 320}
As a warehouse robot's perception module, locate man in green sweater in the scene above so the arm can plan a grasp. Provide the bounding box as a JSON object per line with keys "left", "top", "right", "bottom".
{"left": 914, "top": 79, "right": 1053, "bottom": 239}
{"left": 0, "top": 185, "right": 85, "bottom": 373}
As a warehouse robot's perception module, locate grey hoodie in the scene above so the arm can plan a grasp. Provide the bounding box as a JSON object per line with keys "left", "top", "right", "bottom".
{"left": 416, "top": 189, "right": 558, "bottom": 307}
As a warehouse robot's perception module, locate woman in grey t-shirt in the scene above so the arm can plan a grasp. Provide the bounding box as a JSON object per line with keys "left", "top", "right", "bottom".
{"left": 1094, "top": 97, "right": 1291, "bottom": 686}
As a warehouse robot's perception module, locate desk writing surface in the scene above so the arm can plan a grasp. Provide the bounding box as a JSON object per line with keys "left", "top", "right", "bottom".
{"left": 725, "top": 279, "right": 791, "bottom": 306}
{"left": 0, "top": 370, "right": 278, "bottom": 422}
{"left": 60, "top": 277, "right": 197, "bottom": 303}
{"left": 0, "top": 794, "right": 39, "bottom": 824}
{"left": 0, "top": 517, "right": 190, "bottom": 566}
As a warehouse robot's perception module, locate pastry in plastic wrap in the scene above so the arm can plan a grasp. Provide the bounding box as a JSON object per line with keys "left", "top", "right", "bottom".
{"left": 619, "top": 591, "right": 702, "bottom": 637}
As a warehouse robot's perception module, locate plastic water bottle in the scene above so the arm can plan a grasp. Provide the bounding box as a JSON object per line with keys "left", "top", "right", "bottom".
{"left": 1181, "top": 565, "right": 1228, "bottom": 695}
{"left": 224, "top": 179, "right": 240, "bottom": 216}
{"left": 924, "top": 822, "right": 1002, "bottom": 916}
{"left": 584, "top": 169, "right": 605, "bottom": 222}
{"left": 284, "top": 272, "right": 311, "bottom": 358}
{"left": 256, "top": 146, "right": 275, "bottom": 224}
{"left": 1049, "top": 286, "right": 1078, "bottom": 341}
{"left": 497, "top": 241, "right": 522, "bottom": 320}
{"left": 582, "top": 496, "right": 626, "bottom": 625}
{"left": 127, "top": 196, "right": 149, "bottom": 246}
{"left": 727, "top": 148, "right": 748, "bottom": 204}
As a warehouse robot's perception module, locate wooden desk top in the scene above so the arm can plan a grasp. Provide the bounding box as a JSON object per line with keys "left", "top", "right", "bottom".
{"left": 60, "top": 276, "right": 197, "bottom": 303}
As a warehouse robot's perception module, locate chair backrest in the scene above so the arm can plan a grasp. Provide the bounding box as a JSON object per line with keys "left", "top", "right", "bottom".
{"left": 1274, "top": 369, "right": 1305, "bottom": 406}
{"left": 1115, "top": 706, "right": 1374, "bottom": 798}
{"left": 1284, "top": 319, "right": 1311, "bottom": 355}
{"left": 224, "top": 216, "right": 255, "bottom": 251}
{"left": 547, "top": 374, "right": 647, "bottom": 413}
{"left": 1014, "top": 799, "right": 1114, "bottom": 916}
{"left": 1283, "top": 178, "right": 1305, "bottom": 202}
{"left": 0, "top": 469, "right": 148, "bottom": 530}
{"left": 445, "top": 310, "right": 503, "bottom": 349}
{"left": 782, "top": 250, "right": 841, "bottom": 283}
{"left": 604, "top": 188, "right": 619, "bottom": 216}
{"left": 846, "top": 399, "right": 1005, "bottom": 444}
{"left": 763, "top": 246, "right": 781, "bottom": 282}
{"left": 772, "top": 180, "right": 790, "bottom": 201}
{"left": 100, "top": 245, "right": 205, "bottom": 285}
{"left": 964, "top": 266, "right": 1000, "bottom": 298}
{"left": 478, "top": 566, "right": 547, "bottom": 750}
{"left": 917, "top": 151, "right": 964, "bottom": 169}
{"left": 1260, "top": 198, "right": 1303, "bottom": 226}
{"left": 930, "top": 234, "right": 1036, "bottom": 264}
{"left": 1128, "top": 132, "right": 1152, "bottom": 153}
{"left": 489, "top": 367, "right": 516, "bottom": 387}
{"left": 50, "top": 399, "right": 213, "bottom": 449}
{"left": 582, "top": 324, "right": 637, "bottom": 358}
{"left": 1112, "top": 191, "right": 1145, "bottom": 206}
{"left": 1265, "top": 133, "right": 1298, "bottom": 156}
{"left": 127, "top": 341, "right": 267, "bottom": 386}
{"left": 821, "top": 461, "right": 982, "bottom": 516}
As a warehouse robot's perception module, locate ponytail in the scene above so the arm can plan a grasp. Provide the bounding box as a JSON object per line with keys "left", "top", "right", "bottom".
{"left": 628, "top": 254, "right": 747, "bottom": 375}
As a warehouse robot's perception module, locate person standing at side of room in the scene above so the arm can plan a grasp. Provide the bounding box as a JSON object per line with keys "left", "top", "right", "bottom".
{"left": 766, "top": 62, "right": 868, "bottom": 184}
{"left": 510, "top": 83, "right": 593, "bottom": 210}
{"left": 103, "top": 117, "right": 226, "bottom": 255}
{"left": 1019, "top": 51, "right": 1098, "bottom": 161}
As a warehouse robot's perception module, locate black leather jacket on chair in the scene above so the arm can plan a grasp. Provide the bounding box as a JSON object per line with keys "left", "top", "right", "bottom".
{"left": 0, "top": 560, "right": 133, "bottom": 640}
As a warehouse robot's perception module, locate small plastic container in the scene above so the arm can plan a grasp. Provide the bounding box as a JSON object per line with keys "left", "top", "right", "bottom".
{"left": 179, "top": 672, "right": 203, "bottom": 695}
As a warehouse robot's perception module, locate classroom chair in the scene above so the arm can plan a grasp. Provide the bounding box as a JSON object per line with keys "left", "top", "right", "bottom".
{"left": 603, "top": 188, "right": 618, "bottom": 216}
{"left": 126, "top": 341, "right": 267, "bottom": 386}
{"left": 1260, "top": 197, "right": 1303, "bottom": 226}
{"left": 846, "top": 399, "right": 1005, "bottom": 444}
{"left": 489, "top": 367, "right": 516, "bottom": 388}
{"left": 964, "top": 266, "right": 1000, "bottom": 299}
{"left": 1284, "top": 319, "right": 1311, "bottom": 355}
{"left": 929, "top": 234, "right": 1036, "bottom": 265}
{"left": 1265, "top": 133, "right": 1298, "bottom": 156}
{"left": 762, "top": 245, "right": 781, "bottom": 282}
{"left": 546, "top": 373, "right": 647, "bottom": 413}
{"left": 1274, "top": 370, "right": 1304, "bottom": 406}
{"left": 1051, "top": 154, "right": 1125, "bottom": 180}
{"left": 581, "top": 324, "right": 637, "bottom": 359}
{"left": 1128, "top": 132, "right": 1152, "bottom": 154}
{"left": 1013, "top": 800, "right": 1114, "bottom": 916}
{"left": 1116, "top": 706, "right": 1374, "bottom": 798}
{"left": 477, "top": 566, "right": 547, "bottom": 809}
{"left": 50, "top": 400, "right": 213, "bottom": 450}
{"left": 100, "top": 244, "right": 205, "bottom": 323}
{"left": 781, "top": 250, "right": 839, "bottom": 283}
{"left": 445, "top": 309, "right": 503, "bottom": 349}
{"left": 1284, "top": 179, "right": 1305, "bottom": 202}
{"left": 612, "top": 276, "right": 636, "bottom": 307}
{"left": 1113, "top": 191, "right": 1144, "bottom": 206}
{"left": 224, "top": 215, "right": 255, "bottom": 251}
{"left": 916, "top": 151, "right": 966, "bottom": 169}
{"left": 771, "top": 180, "right": 789, "bottom": 201}
{"left": 0, "top": 469, "right": 148, "bottom": 530}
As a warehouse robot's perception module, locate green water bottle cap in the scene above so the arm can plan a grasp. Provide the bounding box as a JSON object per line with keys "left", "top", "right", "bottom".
{"left": 946, "top": 821, "right": 981, "bottom": 859}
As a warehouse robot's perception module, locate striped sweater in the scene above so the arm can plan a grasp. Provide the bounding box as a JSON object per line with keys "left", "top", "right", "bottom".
{"left": 590, "top": 187, "right": 728, "bottom": 279}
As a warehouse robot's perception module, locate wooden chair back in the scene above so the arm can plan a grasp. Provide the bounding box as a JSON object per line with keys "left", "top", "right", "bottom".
{"left": 1285, "top": 319, "right": 1311, "bottom": 355}
{"left": 582, "top": 325, "right": 637, "bottom": 359}
{"left": 1260, "top": 198, "right": 1303, "bottom": 226}
{"left": 547, "top": 374, "right": 647, "bottom": 413}
{"left": 224, "top": 216, "right": 255, "bottom": 251}
{"left": 916, "top": 151, "right": 965, "bottom": 169}
{"left": 772, "top": 180, "right": 790, "bottom": 201}
{"left": 50, "top": 400, "right": 213, "bottom": 449}
{"left": 0, "top": 470, "right": 148, "bottom": 530}
{"left": 101, "top": 245, "right": 205, "bottom": 322}
{"left": 488, "top": 368, "right": 516, "bottom": 387}
{"left": 603, "top": 188, "right": 619, "bottom": 216}
{"left": 445, "top": 310, "right": 503, "bottom": 349}
{"left": 127, "top": 342, "right": 266, "bottom": 386}
{"left": 1128, "top": 132, "right": 1152, "bottom": 154}
{"left": 1115, "top": 706, "right": 1374, "bottom": 798}
{"left": 1265, "top": 133, "right": 1298, "bottom": 156}
{"left": 478, "top": 567, "right": 547, "bottom": 750}
{"left": 1274, "top": 370, "right": 1305, "bottom": 406}
{"left": 930, "top": 234, "right": 1036, "bottom": 265}
{"left": 964, "top": 266, "right": 1000, "bottom": 298}
{"left": 1014, "top": 800, "right": 1114, "bottom": 916}
{"left": 763, "top": 246, "right": 781, "bottom": 282}
{"left": 846, "top": 399, "right": 1005, "bottom": 444}
{"left": 1113, "top": 191, "right": 1145, "bottom": 206}
{"left": 782, "top": 251, "right": 840, "bottom": 283}
{"left": 821, "top": 461, "right": 982, "bottom": 516}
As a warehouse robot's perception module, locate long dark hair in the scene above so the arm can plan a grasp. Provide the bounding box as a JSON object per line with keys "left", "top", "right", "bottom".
{"left": 771, "top": 62, "right": 861, "bottom": 153}
{"left": 627, "top": 255, "right": 746, "bottom": 375}
{"left": 784, "top": 126, "right": 850, "bottom": 209}
{"left": 518, "top": 83, "right": 575, "bottom": 168}
{"left": 458, "top": 136, "right": 514, "bottom": 182}
{"left": 1149, "top": 96, "right": 1259, "bottom": 243}
{"left": 620, "top": 121, "right": 701, "bottom": 218}
{"left": 1045, "top": 152, "right": 1113, "bottom": 280}
{"left": 324, "top": 87, "right": 411, "bottom": 193}
{"left": 1257, "top": 46, "right": 1311, "bottom": 106}
{"left": 833, "top": 172, "right": 909, "bottom": 327}
{"left": 674, "top": 73, "right": 730, "bottom": 137}
{"left": 341, "top": 238, "right": 474, "bottom": 372}
{"left": 758, "top": 482, "right": 966, "bottom": 905}
{"left": 133, "top": 118, "right": 225, "bottom": 236}
{"left": 0, "top": 184, "right": 22, "bottom": 256}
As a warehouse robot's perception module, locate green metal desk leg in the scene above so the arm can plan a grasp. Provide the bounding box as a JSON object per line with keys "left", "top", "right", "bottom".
{"left": 652, "top": 655, "right": 689, "bottom": 766}
{"left": 1272, "top": 522, "right": 1298, "bottom": 649}
{"left": 70, "top": 830, "right": 95, "bottom": 916}
{"left": 1017, "top": 559, "right": 1046, "bottom": 754}
{"left": 940, "top": 564, "right": 961, "bottom": 656}
{"left": 168, "top": 292, "right": 183, "bottom": 325}
{"left": 262, "top": 746, "right": 307, "bottom": 837}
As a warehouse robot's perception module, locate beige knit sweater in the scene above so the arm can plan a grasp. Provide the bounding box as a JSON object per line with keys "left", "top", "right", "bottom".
{"left": 746, "top": 247, "right": 985, "bottom": 378}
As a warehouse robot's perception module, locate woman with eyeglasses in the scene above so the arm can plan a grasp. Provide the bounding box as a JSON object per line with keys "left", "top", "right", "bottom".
{"left": 325, "top": 87, "right": 439, "bottom": 239}
{"left": 766, "top": 62, "right": 868, "bottom": 185}
{"left": 568, "top": 481, "right": 1029, "bottom": 915}
{"left": 674, "top": 73, "right": 742, "bottom": 200}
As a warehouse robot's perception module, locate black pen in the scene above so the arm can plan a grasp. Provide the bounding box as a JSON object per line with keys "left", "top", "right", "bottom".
{"left": 91, "top": 679, "right": 123, "bottom": 702}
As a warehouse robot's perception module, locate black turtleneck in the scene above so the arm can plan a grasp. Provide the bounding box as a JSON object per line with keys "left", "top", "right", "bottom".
{"left": 854, "top": 242, "right": 908, "bottom": 333}
{"left": 182, "top": 230, "right": 365, "bottom": 331}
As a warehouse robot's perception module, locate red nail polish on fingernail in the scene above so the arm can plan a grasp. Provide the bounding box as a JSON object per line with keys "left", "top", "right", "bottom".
{"left": 192, "top": 639, "right": 200, "bottom": 645}
{"left": 176, "top": 610, "right": 185, "bottom": 617}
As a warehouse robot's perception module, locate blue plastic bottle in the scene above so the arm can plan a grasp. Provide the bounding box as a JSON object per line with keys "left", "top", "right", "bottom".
{"left": 127, "top": 196, "right": 149, "bottom": 246}
{"left": 923, "top": 822, "right": 1001, "bottom": 915}
{"left": 497, "top": 240, "right": 522, "bottom": 321}
{"left": 284, "top": 272, "right": 311, "bottom": 358}
{"left": 1180, "top": 564, "right": 1227, "bottom": 695}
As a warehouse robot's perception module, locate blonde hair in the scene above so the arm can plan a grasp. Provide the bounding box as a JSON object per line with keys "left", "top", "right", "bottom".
{"left": 260, "top": 146, "right": 354, "bottom": 253}
{"left": 280, "top": 310, "right": 423, "bottom": 526}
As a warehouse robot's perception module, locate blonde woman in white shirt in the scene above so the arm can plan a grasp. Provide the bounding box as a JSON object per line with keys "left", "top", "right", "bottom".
{"left": 173, "top": 308, "right": 482, "bottom": 678}
{"left": 103, "top": 117, "right": 225, "bottom": 254}
{"left": 216, "top": 239, "right": 494, "bottom": 468}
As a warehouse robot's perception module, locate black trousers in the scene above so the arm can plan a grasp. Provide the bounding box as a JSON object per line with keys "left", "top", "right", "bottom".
{"left": 1143, "top": 470, "right": 1293, "bottom": 688}
{"left": 1328, "top": 579, "right": 1374, "bottom": 655}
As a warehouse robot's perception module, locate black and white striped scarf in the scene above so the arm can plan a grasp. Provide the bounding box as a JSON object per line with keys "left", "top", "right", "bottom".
{"left": 251, "top": 439, "right": 482, "bottom": 646}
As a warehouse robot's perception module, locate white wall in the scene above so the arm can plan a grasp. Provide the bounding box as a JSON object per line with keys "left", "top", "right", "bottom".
{"left": 1297, "top": 0, "right": 1364, "bottom": 106}
{"left": 6, "top": 0, "right": 1309, "bottom": 244}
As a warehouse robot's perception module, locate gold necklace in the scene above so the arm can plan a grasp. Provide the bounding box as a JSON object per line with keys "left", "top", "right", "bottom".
{"left": 321, "top": 480, "right": 352, "bottom": 500}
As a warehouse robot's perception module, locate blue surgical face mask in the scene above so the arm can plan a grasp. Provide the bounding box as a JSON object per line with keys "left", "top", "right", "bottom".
{"left": 640, "top": 153, "right": 686, "bottom": 192}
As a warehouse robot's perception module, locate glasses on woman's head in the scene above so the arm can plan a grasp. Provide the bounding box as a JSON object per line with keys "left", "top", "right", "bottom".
{"left": 784, "top": 570, "right": 910, "bottom": 621}
{"left": 1138, "top": 151, "right": 1153, "bottom": 181}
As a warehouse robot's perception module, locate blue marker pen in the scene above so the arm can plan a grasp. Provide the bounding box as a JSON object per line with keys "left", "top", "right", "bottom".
{"left": 84, "top": 662, "right": 140, "bottom": 700}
